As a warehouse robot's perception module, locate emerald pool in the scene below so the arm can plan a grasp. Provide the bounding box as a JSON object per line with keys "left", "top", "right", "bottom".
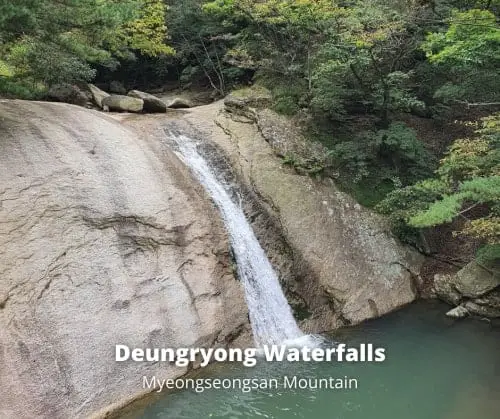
{"left": 122, "top": 301, "right": 499, "bottom": 419}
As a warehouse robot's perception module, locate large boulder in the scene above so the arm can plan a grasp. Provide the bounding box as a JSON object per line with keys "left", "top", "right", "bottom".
{"left": 128, "top": 90, "right": 167, "bottom": 113}
{"left": 452, "top": 261, "right": 499, "bottom": 298}
{"left": 47, "top": 84, "right": 90, "bottom": 107}
{"left": 88, "top": 83, "right": 110, "bottom": 109}
{"left": 167, "top": 97, "right": 192, "bottom": 109}
{"left": 0, "top": 101, "right": 247, "bottom": 418}
{"left": 434, "top": 262, "right": 500, "bottom": 318}
{"left": 102, "top": 95, "right": 144, "bottom": 113}
{"left": 446, "top": 305, "right": 469, "bottom": 318}
{"left": 180, "top": 102, "right": 424, "bottom": 331}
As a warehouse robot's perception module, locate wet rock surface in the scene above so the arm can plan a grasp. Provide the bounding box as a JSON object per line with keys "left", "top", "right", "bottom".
{"left": 178, "top": 101, "right": 424, "bottom": 331}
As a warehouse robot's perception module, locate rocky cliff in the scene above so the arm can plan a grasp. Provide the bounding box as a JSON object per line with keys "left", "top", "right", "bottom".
{"left": 0, "top": 97, "right": 426, "bottom": 418}
{"left": 174, "top": 100, "right": 425, "bottom": 332}
{"left": 0, "top": 100, "right": 247, "bottom": 418}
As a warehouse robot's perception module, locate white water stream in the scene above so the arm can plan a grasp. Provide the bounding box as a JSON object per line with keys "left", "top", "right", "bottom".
{"left": 171, "top": 135, "right": 303, "bottom": 346}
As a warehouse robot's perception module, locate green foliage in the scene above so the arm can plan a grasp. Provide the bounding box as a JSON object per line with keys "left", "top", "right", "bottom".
{"left": 0, "top": 59, "right": 13, "bottom": 77}
{"left": 0, "top": 0, "right": 173, "bottom": 94}
{"left": 476, "top": 244, "right": 500, "bottom": 268}
{"left": 421, "top": 9, "right": 500, "bottom": 105}
{"left": 379, "top": 113, "right": 500, "bottom": 250}
{"left": 340, "top": 177, "right": 396, "bottom": 208}
{"left": 7, "top": 38, "right": 97, "bottom": 85}
{"left": 200, "top": 1, "right": 498, "bottom": 122}
{"left": 328, "top": 140, "right": 371, "bottom": 183}
{"left": 161, "top": 0, "right": 245, "bottom": 93}
{"left": 122, "top": 0, "right": 173, "bottom": 56}
{"left": 0, "top": 76, "right": 46, "bottom": 99}
{"left": 328, "top": 122, "right": 434, "bottom": 187}
{"left": 422, "top": 10, "right": 499, "bottom": 66}
{"left": 410, "top": 193, "right": 464, "bottom": 226}
{"left": 203, "top": 0, "right": 343, "bottom": 107}
{"left": 310, "top": 54, "right": 356, "bottom": 120}
{"left": 271, "top": 82, "right": 309, "bottom": 115}
{"left": 203, "top": 0, "right": 429, "bottom": 125}
{"left": 375, "top": 123, "right": 433, "bottom": 177}
{"left": 377, "top": 178, "right": 448, "bottom": 244}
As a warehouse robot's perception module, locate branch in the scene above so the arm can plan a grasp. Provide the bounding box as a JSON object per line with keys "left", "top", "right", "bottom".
{"left": 458, "top": 203, "right": 480, "bottom": 216}
{"left": 198, "top": 34, "right": 225, "bottom": 94}
{"left": 349, "top": 63, "right": 365, "bottom": 88}
{"left": 454, "top": 100, "right": 500, "bottom": 108}
{"left": 181, "top": 34, "right": 220, "bottom": 94}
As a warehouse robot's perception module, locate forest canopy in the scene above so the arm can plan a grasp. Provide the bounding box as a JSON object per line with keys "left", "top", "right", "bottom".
{"left": 0, "top": 0, "right": 172, "bottom": 96}
{"left": 1, "top": 0, "right": 499, "bottom": 266}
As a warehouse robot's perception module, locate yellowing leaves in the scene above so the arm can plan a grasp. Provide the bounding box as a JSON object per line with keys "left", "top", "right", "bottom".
{"left": 123, "top": 0, "right": 174, "bottom": 56}
{"left": 405, "top": 113, "right": 500, "bottom": 244}
{"left": 437, "top": 114, "right": 500, "bottom": 181}
{"left": 0, "top": 59, "right": 13, "bottom": 77}
{"left": 462, "top": 217, "right": 500, "bottom": 244}
{"left": 205, "top": 0, "right": 343, "bottom": 27}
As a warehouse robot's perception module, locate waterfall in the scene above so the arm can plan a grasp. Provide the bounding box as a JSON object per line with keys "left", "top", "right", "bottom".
{"left": 170, "top": 134, "right": 303, "bottom": 346}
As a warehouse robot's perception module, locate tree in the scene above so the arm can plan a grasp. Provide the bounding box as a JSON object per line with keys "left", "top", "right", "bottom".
{"left": 378, "top": 113, "right": 500, "bottom": 263}
{"left": 164, "top": 0, "right": 245, "bottom": 95}
{"left": 203, "top": 0, "right": 342, "bottom": 104}
{"left": 0, "top": 0, "right": 172, "bottom": 97}
{"left": 203, "top": 0, "right": 429, "bottom": 124}
{"left": 311, "top": 0, "right": 428, "bottom": 126}
{"left": 421, "top": 9, "right": 500, "bottom": 107}
{"left": 114, "top": 0, "right": 174, "bottom": 57}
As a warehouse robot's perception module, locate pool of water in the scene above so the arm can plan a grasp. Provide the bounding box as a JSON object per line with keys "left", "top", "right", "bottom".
{"left": 123, "top": 301, "right": 500, "bottom": 419}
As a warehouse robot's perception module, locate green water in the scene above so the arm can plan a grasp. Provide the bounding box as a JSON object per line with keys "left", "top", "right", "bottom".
{"left": 125, "top": 302, "right": 499, "bottom": 419}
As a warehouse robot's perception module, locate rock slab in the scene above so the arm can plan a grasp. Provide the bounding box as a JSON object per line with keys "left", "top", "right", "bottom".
{"left": 128, "top": 90, "right": 167, "bottom": 113}
{"left": 102, "top": 95, "right": 144, "bottom": 113}
{"left": 434, "top": 262, "right": 500, "bottom": 318}
{"left": 88, "top": 83, "right": 110, "bottom": 109}
{"left": 0, "top": 101, "right": 247, "bottom": 418}
{"left": 47, "top": 84, "right": 90, "bottom": 107}
{"left": 167, "top": 97, "right": 192, "bottom": 109}
{"left": 180, "top": 101, "right": 424, "bottom": 331}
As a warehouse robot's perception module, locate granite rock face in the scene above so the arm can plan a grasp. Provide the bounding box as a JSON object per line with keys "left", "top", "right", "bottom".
{"left": 128, "top": 90, "right": 167, "bottom": 113}
{"left": 434, "top": 262, "right": 500, "bottom": 318}
{"left": 88, "top": 84, "right": 110, "bottom": 109}
{"left": 102, "top": 95, "right": 144, "bottom": 113}
{"left": 0, "top": 100, "right": 247, "bottom": 418}
{"left": 180, "top": 101, "right": 424, "bottom": 332}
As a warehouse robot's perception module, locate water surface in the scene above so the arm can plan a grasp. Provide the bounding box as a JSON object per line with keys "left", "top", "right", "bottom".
{"left": 123, "top": 301, "right": 499, "bottom": 419}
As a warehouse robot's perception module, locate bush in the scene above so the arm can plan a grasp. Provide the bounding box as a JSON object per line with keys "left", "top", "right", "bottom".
{"left": 0, "top": 77, "right": 46, "bottom": 99}
{"left": 376, "top": 179, "right": 448, "bottom": 246}
{"left": 255, "top": 73, "right": 309, "bottom": 116}
{"left": 7, "top": 39, "right": 96, "bottom": 86}
{"left": 327, "top": 122, "right": 434, "bottom": 188}
{"left": 476, "top": 244, "right": 500, "bottom": 271}
{"left": 378, "top": 113, "right": 500, "bottom": 254}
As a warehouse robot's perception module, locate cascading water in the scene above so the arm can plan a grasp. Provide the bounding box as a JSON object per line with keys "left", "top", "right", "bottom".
{"left": 169, "top": 134, "right": 303, "bottom": 346}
